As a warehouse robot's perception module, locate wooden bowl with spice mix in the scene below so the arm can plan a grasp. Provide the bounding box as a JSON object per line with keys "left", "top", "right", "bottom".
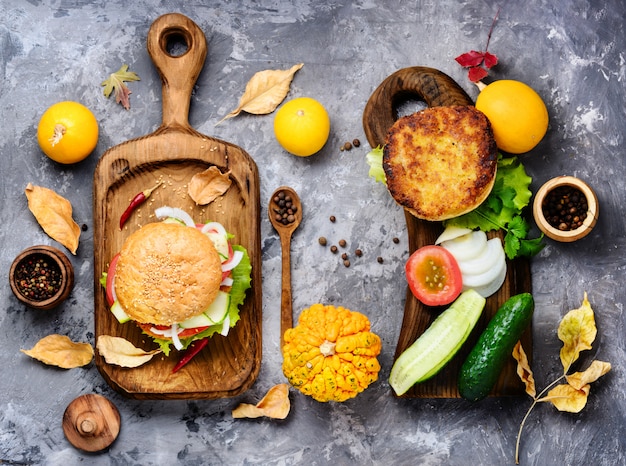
{"left": 533, "top": 176, "right": 599, "bottom": 242}
{"left": 9, "top": 245, "right": 74, "bottom": 310}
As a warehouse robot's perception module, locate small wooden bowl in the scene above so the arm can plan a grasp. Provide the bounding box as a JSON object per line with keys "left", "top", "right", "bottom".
{"left": 533, "top": 176, "right": 599, "bottom": 242}
{"left": 9, "top": 245, "right": 74, "bottom": 310}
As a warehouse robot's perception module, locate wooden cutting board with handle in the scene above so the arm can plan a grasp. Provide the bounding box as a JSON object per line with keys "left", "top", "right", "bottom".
{"left": 362, "top": 67, "right": 532, "bottom": 398}
{"left": 93, "top": 13, "right": 262, "bottom": 399}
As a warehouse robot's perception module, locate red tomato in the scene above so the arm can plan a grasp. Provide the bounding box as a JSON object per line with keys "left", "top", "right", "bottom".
{"left": 138, "top": 323, "right": 209, "bottom": 339}
{"left": 105, "top": 254, "right": 120, "bottom": 306}
{"left": 405, "top": 245, "right": 463, "bottom": 306}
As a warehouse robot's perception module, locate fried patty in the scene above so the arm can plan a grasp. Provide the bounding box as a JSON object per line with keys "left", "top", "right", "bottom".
{"left": 383, "top": 106, "right": 497, "bottom": 221}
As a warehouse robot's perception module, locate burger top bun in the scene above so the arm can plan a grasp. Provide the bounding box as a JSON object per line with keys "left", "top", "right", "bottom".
{"left": 115, "top": 222, "right": 223, "bottom": 326}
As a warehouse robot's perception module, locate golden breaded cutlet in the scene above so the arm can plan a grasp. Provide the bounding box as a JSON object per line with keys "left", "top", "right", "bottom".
{"left": 383, "top": 106, "right": 497, "bottom": 221}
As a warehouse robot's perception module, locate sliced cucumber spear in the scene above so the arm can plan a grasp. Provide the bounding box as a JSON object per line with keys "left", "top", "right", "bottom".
{"left": 389, "top": 289, "right": 486, "bottom": 396}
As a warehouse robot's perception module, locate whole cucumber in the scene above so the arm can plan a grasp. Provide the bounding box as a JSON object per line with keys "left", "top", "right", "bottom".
{"left": 458, "top": 292, "right": 534, "bottom": 401}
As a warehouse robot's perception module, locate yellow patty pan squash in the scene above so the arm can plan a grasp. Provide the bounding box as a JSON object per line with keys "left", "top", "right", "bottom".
{"left": 282, "top": 304, "right": 382, "bottom": 402}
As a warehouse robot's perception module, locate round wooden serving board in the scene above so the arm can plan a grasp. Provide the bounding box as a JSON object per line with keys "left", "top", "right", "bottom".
{"left": 92, "top": 13, "right": 262, "bottom": 399}
{"left": 362, "top": 66, "right": 532, "bottom": 398}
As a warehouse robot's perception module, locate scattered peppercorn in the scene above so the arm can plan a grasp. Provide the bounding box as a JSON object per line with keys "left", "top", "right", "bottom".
{"left": 338, "top": 239, "right": 347, "bottom": 248}
{"left": 81, "top": 224, "right": 88, "bottom": 232}
{"left": 15, "top": 254, "right": 62, "bottom": 301}
{"left": 352, "top": 139, "right": 361, "bottom": 147}
{"left": 541, "top": 185, "right": 588, "bottom": 231}
{"left": 330, "top": 245, "right": 338, "bottom": 254}
{"left": 343, "top": 260, "right": 351, "bottom": 267}
{"left": 355, "top": 249, "right": 363, "bottom": 257}
{"left": 271, "top": 190, "right": 298, "bottom": 225}
{"left": 318, "top": 237, "right": 327, "bottom": 246}
{"left": 343, "top": 141, "right": 352, "bottom": 151}
{"left": 329, "top": 215, "right": 336, "bottom": 223}
{"left": 392, "top": 237, "right": 400, "bottom": 244}
{"left": 377, "top": 256, "right": 384, "bottom": 264}
{"left": 341, "top": 252, "right": 348, "bottom": 260}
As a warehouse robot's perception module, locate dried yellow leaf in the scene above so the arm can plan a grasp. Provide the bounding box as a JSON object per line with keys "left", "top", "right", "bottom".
{"left": 97, "top": 335, "right": 162, "bottom": 368}
{"left": 21, "top": 334, "right": 93, "bottom": 369}
{"left": 232, "top": 383, "right": 290, "bottom": 419}
{"left": 25, "top": 183, "right": 81, "bottom": 255}
{"left": 218, "top": 63, "right": 304, "bottom": 123}
{"left": 566, "top": 360, "right": 611, "bottom": 390}
{"left": 558, "top": 292, "right": 597, "bottom": 371}
{"left": 188, "top": 166, "right": 232, "bottom": 205}
{"left": 512, "top": 341, "right": 536, "bottom": 398}
{"left": 542, "top": 383, "right": 590, "bottom": 413}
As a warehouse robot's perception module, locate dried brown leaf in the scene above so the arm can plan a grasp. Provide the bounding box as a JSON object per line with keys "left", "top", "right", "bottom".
{"left": 97, "top": 335, "right": 161, "bottom": 368}
{"left": 21, "top": 334, "right": 93, "bottom": 369}
{"left": 25, "top": 183, "right": 81, "bottom": 254}
{"left": 541, "top": 383, "right": 590, "bottom": 413}
{"left": 188, "top": 166, "right": 232, "bottom": 205}
{"left": 566, "top": 360, "right": 611, "bottom": 390}
{"left": 232, "top": 383, "right": 290, "bottom": 419}
{"left": 512, "top": 341, "right": 536, "bottom": 398}
{"left": 218, "top": 63, "right": 303, "bottom": 123}
{"left": 558, "top": 292, "right": 597, "bottom": 372}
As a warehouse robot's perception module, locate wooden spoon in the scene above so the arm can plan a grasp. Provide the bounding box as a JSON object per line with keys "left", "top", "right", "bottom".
{"left": 268, "top": 187, "right": 303, "bottom": 349}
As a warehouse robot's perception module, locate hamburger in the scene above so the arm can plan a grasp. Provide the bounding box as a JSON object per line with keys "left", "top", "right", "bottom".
{"left": 101, "top": 206, "right": 251, "bottom": 355}
{"left": 380, "top": 105, "right": 498, "bottom": 221}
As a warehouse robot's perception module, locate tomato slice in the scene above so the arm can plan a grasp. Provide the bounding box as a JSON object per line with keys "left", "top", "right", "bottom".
{"left": 138, "top": 322, "right": 210, "bottom": 339}
{"left": 105, "top": 254, "right": 120, "bottom": 307}
{"left": 405, "top": 245, "right": 463, "bottom": 306}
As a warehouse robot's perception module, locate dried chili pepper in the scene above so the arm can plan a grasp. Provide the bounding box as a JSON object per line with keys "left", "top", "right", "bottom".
{"left": 172, "top": 338, "right": 209, "bottom": 373}
{"left": 119, "top": 182, "right": 161, "bottom": 229}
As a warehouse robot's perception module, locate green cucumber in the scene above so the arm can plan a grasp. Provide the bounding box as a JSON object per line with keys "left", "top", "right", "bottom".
{"left": 458, "top": 292, "right": 534, "bottom": 401}
{"left": 389, "top": 289, "right": 486, "bottom": 396}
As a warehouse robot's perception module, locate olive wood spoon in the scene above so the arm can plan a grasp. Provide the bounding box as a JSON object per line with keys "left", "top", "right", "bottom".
{"left": 268, "top": 186, "right": 303, "bottom": 349}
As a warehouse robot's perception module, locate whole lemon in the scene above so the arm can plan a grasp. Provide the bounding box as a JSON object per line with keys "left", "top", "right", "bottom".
{"left": 475, "top": 80, "right": 548, "bottom": 154}
{"left": 274, "top": 97, "right": 330, "bottom": 156}
{"left": 37, "top": 101, "right": 99, "bottom": 164}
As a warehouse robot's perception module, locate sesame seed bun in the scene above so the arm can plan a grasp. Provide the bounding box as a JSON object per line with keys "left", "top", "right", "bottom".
{"left": 114, "top": 222, "right": 223, "bottom": 325}
{"left": 383, "top": 106, "right": 498, "bottom": 221}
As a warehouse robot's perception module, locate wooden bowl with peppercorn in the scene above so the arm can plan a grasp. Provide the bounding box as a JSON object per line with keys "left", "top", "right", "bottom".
{"left": 533, "top": 176, "right": 599, "bottom": 242}
{"left": 9, "top": 245, "right": 74, "bottom": 310}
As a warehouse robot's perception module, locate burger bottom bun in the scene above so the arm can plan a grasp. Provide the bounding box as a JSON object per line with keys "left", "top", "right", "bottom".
{"left": 115, "top": 222, "right": 223, "bottom": 325}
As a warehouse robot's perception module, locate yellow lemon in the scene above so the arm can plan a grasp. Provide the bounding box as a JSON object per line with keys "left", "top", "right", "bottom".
{"left": 274, "top": 97, "right": 330, "bottom": 156}
{"left": 37, "top": 101, "right": 99, "bottom": 164}
{"left": 475, "top": 80, "right": 548, "bottom": 154}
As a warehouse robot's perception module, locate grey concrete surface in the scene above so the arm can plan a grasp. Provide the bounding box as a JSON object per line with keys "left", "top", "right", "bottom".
{"left": 0, "top": 1, "right": 624, "bottom": 465}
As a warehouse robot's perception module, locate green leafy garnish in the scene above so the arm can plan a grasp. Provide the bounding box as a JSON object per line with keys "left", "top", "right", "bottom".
{"left": 445, "top": 155, "right": 544, "bottom": 259}
{"left": 365, "top": 146, "right": 386, "bottom": 183}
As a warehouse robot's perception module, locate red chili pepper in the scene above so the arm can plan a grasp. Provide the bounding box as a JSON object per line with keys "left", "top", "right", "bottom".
{"left": 172, "top": 338, "right": 209, "bottom": 373}
{"left": 119, "top": 181, "right": 162, "bottom": 229}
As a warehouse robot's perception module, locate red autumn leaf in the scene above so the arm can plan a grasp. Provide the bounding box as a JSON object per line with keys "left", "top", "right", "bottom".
{"left": 483, "top": 51, "right": 498, "bottom": 69}
{"left": 468, "top": 66, "right": 489, "bottom": 83}
{"left": 455, "top": 50, "right": 485, "bottom": 67}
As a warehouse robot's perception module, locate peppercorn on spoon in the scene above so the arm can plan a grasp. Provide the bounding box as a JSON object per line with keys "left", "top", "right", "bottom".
{"left": 268, "top": 186, "right": 303, "bottom": 349}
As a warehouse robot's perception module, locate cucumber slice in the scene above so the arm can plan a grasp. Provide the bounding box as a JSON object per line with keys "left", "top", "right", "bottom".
{"left": 389, "top": 289, "right": 486, "bottom": 396}
{"left": 205, "top": 230, "right": 229, "bottom": 260}
{"left": 110, "top": 300, "right": 131, "bottom": 324}
{"left": 204, "top": 291, "right": 230, "bottom": 324}
{"left": 179, "top": 312, "right": 213, "bottom": 329}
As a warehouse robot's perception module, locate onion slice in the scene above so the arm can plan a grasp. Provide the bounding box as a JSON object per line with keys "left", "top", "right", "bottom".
{"left": 201, "top": 221, "right": 228, "bottom": 237}
{"left": 155, "top": 206, "right": 195, "bottom": 227}
{"left": 222, "top": 250, "right": 244, "bottom": 272}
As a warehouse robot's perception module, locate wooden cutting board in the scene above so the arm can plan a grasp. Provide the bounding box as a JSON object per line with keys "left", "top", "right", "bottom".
{"left": 92, "top": 13, "right": 262, "bottom": 399}
{"left": 362, "top": 67, "right": 532, "bottom": 398}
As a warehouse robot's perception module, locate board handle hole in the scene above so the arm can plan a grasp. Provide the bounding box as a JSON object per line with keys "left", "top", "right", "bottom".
{"left": 393, "top": 92, "right": 428, "bottom": 119}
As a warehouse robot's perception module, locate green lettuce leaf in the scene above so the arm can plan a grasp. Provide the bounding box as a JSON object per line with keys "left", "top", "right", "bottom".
{"left": 365, "top": 146, "right": 386, "bottom": 184}
{"left": 445, "top": 155, "right": 544, "bottom": 259}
